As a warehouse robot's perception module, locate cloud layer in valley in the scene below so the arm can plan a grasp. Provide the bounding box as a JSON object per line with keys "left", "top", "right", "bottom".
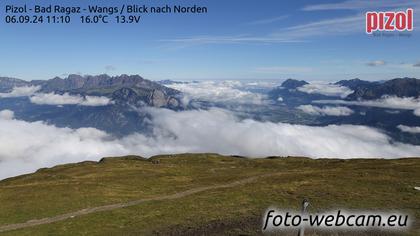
{"left": 0, "top": 108, "right": 419, "bottom": 179}
{"left": 30, "top": 93, "right": 113, "bottom": 106}
{"left": 0, "top": 86, "right": 113, "bottom": 106}
{"left": 0, "top": 86, "right": 40, "bottom": 98}
{"left": 297, "top": 105, "right": 354, "bottom": 116}
{"left": 166, "top": 81, "right": 268, "bottom": 105}
{"left": 297, "top": 83, "right": 354, "bottom": 98}
{"left": 366, "top": 60, "right": 386, "bottom": 67}
{"left": 315, "top": 96, "right": 420, "bottom": 116}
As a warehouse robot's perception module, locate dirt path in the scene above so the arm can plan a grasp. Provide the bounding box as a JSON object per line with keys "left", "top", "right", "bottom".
{"left": 0, "top": 173, "right": 276, "bottom": 233}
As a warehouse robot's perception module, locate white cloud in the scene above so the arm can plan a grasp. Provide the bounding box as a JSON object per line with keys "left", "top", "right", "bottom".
{"left": 366, "top": 60, "right": 386, "bottom": 67}
{"left": 83, "top": 96, "right": 114, "bottom": 106}
{"left": 0, "top": 108, "right": 419, "bottom": 179}
{"left": 0, "top": 86, "right": 112, "bottom": 106}
{"left": 385, "top": 110, "right": 400, "bottom": 114}
{"left": 30, "top": 93, "right": 81, "bottom": 105}
{"left": 166, "top": 81, "right": 267, "bottom": 105}
{"left": 0, "top": 110, "right": 14, "bottom": 120}
{"left": 297, "top": 105, "right": 354, "bottom": 116}
{"left": 315, "top": 96, "right": 420, "bottom": 114}
{"left": 161, "top": 14, "right": 363, "bottom": 46}
{"left": 397, "top": 125, "right": 420, "bottom": 134}
{"left": 0, "top": 118, "right": 127, "bottom": 179}
{"left": 297, "top": 83, "right": 354, "bottom": 98}
{"left": 30, "top": 93, "right": 113, "bottom": 106}
{"left": 0, "top": 86, "right": 41, "bottom": 98}
{"left": 243, "top": 81, "right": 279, "bottom": 88}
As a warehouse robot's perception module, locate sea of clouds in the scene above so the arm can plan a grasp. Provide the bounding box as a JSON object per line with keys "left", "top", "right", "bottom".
{"left": 166, "top": 80, "right": 269, "bottom": 105}
{"left": 297, "top": 83, "right": 354, "bottom": 98}
{"left": 0, "top": 81, "right": 419, "bottom": 179}
{"left": 0, "top": 86, "right": 112, "bottom": 106}
{"left": 0, "top": 108, "right": 419, "bottom": 179}
{"left": 297, "top": 105, "right": 354, "bottom": 116}
{"left": 315, "top": 95, "right": 420, "bottom": 117}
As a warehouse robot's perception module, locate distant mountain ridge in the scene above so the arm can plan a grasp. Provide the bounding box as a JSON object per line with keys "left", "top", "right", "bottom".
{"left": 0, "top": 74, "right": 182, "bottom": 108}
{"left": 0, "top": 77, "right": 30, "bottom": 91}
{"left": 334, "top": 78, "right": 379, "bottom": 90}
{"left": 39, "top": 74, "right": 176, "bottom": 92}
{"left": 1, "top": 75, "right": 419, "bottom": 138}
{"left": 0, "top": 74, "right": 184, "bottom": 135}
{"left": 341, "top": 77, "right": 420, "bottom": 100}
{"left": 269, "top": 77, "right": 420, "bottom": 103}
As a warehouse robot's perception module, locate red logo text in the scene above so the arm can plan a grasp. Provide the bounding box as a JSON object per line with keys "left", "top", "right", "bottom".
{"left": 366, "top": 9, "right": 413, "bottom": 34}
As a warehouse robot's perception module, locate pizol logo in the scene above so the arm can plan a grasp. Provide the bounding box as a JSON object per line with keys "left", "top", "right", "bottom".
{"left": 366, "top": 8, "right": 413, "bottom": 34}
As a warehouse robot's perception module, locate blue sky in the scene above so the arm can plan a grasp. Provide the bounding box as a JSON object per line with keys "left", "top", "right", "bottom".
{"left": 0, "top": 0, "right": 419, "bottom": 81}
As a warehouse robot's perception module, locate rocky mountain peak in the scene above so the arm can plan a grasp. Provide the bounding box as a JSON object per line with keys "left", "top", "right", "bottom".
{"left": 281, "top": 79, "right": 309, "bottom": 89}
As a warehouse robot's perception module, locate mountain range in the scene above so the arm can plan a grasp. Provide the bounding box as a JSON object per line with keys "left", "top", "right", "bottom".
{"left": 0, "top": 74, "right": 183, "bottom": 135}
{"left": 269, "top": 77, "right": 420, "bottom": 103}
{"left": 0, "top": 75, "right": 419, "bottom": 140}
{"left": 337, "top": 77, "right": 420, "bottom": 100}
{"left": 1, "top": 74, "right": 182, "bottom": 109}
{"left": 267, "top": 77, "right": 420, "bottom": 145}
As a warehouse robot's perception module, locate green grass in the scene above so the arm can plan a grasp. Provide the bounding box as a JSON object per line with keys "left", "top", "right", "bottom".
{"left": 0, "top": 154, "right": 418, "bottom": 235}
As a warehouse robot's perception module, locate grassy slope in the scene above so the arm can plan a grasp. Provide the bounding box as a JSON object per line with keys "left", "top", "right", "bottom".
{"left": 0, "top": 154, "right": 418, "bottom": 235}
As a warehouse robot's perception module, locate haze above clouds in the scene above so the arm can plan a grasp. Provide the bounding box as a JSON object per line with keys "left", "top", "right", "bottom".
{"left": 30, "top": 93, "right": 113, "bottom": 106}
{"left": 398, "top": 125, "right": 420, "bottom": 134}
